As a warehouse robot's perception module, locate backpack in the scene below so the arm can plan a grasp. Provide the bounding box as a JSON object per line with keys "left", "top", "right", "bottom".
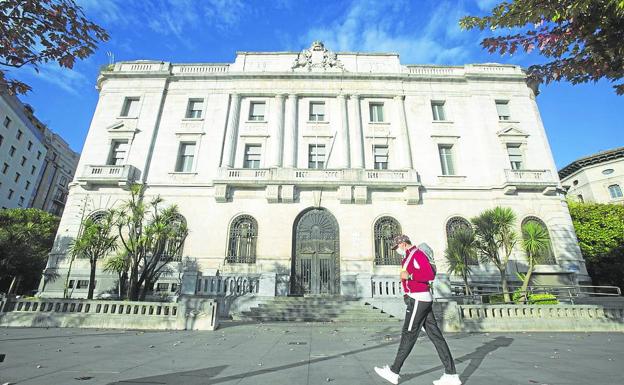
{"left": 417, "top": 242, "right": 437, "bottom": 277}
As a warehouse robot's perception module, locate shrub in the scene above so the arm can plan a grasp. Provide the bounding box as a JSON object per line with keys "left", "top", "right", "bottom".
{"left": 512, "top": 289, "right": 558, "bottom": 305}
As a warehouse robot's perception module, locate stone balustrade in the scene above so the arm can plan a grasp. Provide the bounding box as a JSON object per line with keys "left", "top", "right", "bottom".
{"left": 0, "top": 296, "right": 218, "bottom": 330}
{"left": 195, "top": 275, "right": 260, "bottom": 296}
{"left": 371, "top": 276, "right": 403, "bottom": 297}
{"left": 77, "top": 164, "right": 140, "bottom": 189}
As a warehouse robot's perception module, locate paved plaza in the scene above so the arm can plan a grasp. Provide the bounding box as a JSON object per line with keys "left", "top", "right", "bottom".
{"left": 0, "top": 322, "right": 622, "bottom": 385}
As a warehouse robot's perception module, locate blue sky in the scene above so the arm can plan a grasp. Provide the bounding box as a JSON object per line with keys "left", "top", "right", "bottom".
{"left": 11, "top": 0, "right": 624, "bottom": 169}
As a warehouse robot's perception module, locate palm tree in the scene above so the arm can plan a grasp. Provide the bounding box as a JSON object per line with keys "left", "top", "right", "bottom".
{"left": 103, "top": 251, "right": 130, "bottom": 299}
{"left": 445, "top": 228, "right": 478, "bottom": 295}
{"left": 518, "top": 221, "right": 551, "bottom": 303}
{"left": 472, "top": 206, "right": 517, "bottom": 302}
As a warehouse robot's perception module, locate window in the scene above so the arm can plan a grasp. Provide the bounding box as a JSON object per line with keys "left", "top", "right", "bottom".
{"left": 20, "top": 156, "right": 26, "bottom": 166}
{"left": 14, "top": 172, "right": 20, "bottom": 183}
{"left": 9, "top": 146, "right": 15, "bottom": 156}
{"left": 25, "top": 181, "right": 30, "bottom": 190}
{"left": 438, "top": 145, "right": 455, "bottom": 175}
{"left": 308, "top": 144, "right": 326, "bottom": 169}
{"left": 369, "top": 102, "right": 384, "bottom": 122}
{"left": 108, "top": 140, "right": 129, "bottom": 166}
{"left": 572, "top": 180, "right": 579, "bottom": 186}
{"left": 243, "top": 144, "right": 261, "bottom": 169}
{"left": 608, "top": 184, "right": 623, "bottom": 199}
{"left": 446, "top": 217, "right": 478, "bottom": 265}
{"left": 76, "top": 280, "right": 90, "bottom": 289}
{"left": 59, "top": 175, "right": 68, "bottom": 187}
{"left": 309, "top": 101, "right": 325, "bottom": 121}
{"left": 2, "top": 163, "right": 8, "bottom": 174}
{"left": 496, "top": 100, "right": 511, "bottom": 120}
{"left": 18, "top": 196, "right": 24, "bottom": 206}
{"left": 602, "top": 168, "right": 615, "bottom": 175}
{"left": 16, "top": 130, "right": 22, "bottom": 140}
{"left": 506, "top": 144, "right": 523, "bottom": 170}
{"left": 249, "top": 102, "right": 266, "bottom": 121}
{"left": 3, "top": 116, "right": 10, "bottom": 128}
{"left": 227, "top": 215, "right": 258, "bottom": 264}
{"left": 577, "top": 194, "right": 584, "bottom": 203}
{"left": 156, "top": 283, "right": 169, "bottom": 292}
{"left": 170, "top": 283, "right": 178, "bottom": 293}
{"left": 120, "top": 97, "right": 140, "bottom": 117}
{"left": 28, "top": 141, "right": 32, "bottom": 150}
{"left": 68, "top": 280, "right": 75, "bottom": 289}
{"left": 521, "top": 217, "right": 556, "bottom": 264}
{"left": 186, "top": 99, "right": 204, "bottom": 119}
{"left": 374, "top": 216, "right": 402, "bottom": 265}
{"left": 373, "top": 145, "right": 389, "bottom": 170}
{"left": 175, "top": 142, "right": 196, "bottom": 172}
{"left": 8, "top": 189, "right": 14, "bottom": 199}
{"left": 37, "top": 151, "right": 42, "bottom": 160}
{"left": 0, "top": 134, "right": 3, "bottom": 146}
{"left": 53, "top": 189, "right": 64, "bottom": 202}
{"left": 31, "top": 165, "right": 36, "bottom": 175}
{"left": 431, "top": 101, "right": 446, "bottom": 121}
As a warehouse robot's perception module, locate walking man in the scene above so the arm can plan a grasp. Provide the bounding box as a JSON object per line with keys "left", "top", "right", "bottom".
{"left": 374, "top": 234, "right": 461, "bottom": 385}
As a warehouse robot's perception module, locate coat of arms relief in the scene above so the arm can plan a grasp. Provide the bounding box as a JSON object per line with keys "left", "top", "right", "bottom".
{"left": 291, "top": 41, "right": 346, "bottom": 72}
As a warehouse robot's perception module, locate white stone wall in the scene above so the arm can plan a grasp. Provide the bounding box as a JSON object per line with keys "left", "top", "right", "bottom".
{"left": 561, "top": 158, "right": 624, "bottom": 204}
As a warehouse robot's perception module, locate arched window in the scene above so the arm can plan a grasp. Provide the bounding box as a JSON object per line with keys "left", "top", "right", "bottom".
{"left": 446, "top": 216, "right": 478, "bottom": 265}
{"left": 374, "top": 216, "right": 402, "bottom": 265}
{"left": 608, "top": 184, "right": 623, "bottom": 199}
{"left": 88, "top": 210, "right": 108, "bottom": 224}
{"left": 227, "top": 215, "right": 258, "bottom": 264}
{"left": 521, "top": 216, "right": 556, "bottom": 265}
{"left": 165, "top": 214, "right": 187, "bottom": 262}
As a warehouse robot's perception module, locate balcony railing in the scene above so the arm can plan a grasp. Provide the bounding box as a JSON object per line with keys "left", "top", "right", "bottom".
{"left": 77, "top": 165, "right": 139, "bottom": 188}
{"left": 216, "top": 167, "right": 420, "bottom": 187}
{"left": 503, "top": 169, "right": 558, "bottom": 194}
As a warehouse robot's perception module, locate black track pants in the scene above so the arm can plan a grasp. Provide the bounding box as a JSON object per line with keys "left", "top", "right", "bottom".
{"left": 390, "top": 296, "right": 456, "bottom": 375}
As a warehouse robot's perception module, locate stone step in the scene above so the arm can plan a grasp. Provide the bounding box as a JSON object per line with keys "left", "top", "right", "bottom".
{"left": 236, "top": 315, "right": 399, "bottom": 322}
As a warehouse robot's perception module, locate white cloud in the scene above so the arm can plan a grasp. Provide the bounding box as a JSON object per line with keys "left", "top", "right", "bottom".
{"left": 475, "top": 0, "right": 500, "bottom": 11}
{"left": 15, "top": 63, "right": 90, "bottom": 96}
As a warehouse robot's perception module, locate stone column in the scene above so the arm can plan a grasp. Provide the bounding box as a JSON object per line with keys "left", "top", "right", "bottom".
{"left": 395, "top": 95, "right": 413, "bottom": 169}
{"left": 349, "top": 94, "right": 364, "bottom": 168}
{"left": 222, "top": 93, "right": 241, "bottom": 168}
{"left": 283, "top": 94, "right": 298, "bottom": 168}
{"left": 336, "top": 94, "right": 350, "bottom": 169}
{"left": 269, "top": 94, "right": 286, "bottom": 167}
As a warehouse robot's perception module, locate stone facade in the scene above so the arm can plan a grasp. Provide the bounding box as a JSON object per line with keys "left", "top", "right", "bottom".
{"left": 39, "top": 42, "right": 589, "bottom": 299}
{"left": 559, "top": 147, "right": 624, "bottom": 204}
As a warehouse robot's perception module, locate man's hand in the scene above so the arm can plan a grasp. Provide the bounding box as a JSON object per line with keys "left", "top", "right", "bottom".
{"left": 400, "top": 271, "right": 410, "bottom": 280}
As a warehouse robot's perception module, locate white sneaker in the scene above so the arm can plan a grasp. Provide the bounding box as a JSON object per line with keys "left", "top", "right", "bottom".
{"left": 374, "top": 365, "right": 400, "bottom": 384}
{"left": 433, "top": 373, "right": 462, "bottom": 385}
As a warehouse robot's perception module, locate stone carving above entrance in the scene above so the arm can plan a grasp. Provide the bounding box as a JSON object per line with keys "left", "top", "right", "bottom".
{"left": 292, "top": 41, "right": 346, "bottom": 72}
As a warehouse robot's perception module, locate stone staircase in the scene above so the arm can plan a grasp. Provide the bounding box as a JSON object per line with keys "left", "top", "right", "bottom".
{"left": 233, "top": 296, "right": 399, "bottom": 322}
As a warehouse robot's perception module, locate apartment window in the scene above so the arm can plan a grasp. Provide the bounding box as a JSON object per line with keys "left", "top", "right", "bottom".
{"left": 28, "top": 140, "right": 32, "bottom": 150}
{"left": 369, "top": 102, "right": 384, "bottom": 122}
{"left": 8, "top": 189, "right": 14, "bottom": 200}
{"left": 16, "top": 130, "right": 22, "bottom": 140}
{"left": 108, "top": 140, "right": 129, "bottom": 166}
{"left": 308, "top": 144, "right": 326, "bottom": 169}
{"left": 248, "top": 102, "right": 266, "bottom": 121}
{"left": 186, "top": 99, "right": 204, "bottom": 119}
{"left": 18, "top": 196, "right": 24, "bottom": 206}
{"left": 175, "top": 142, "right": 196, "bottom": 172}
{"left": 2, "top": 163, "right": 8, "bottom": 174}
{"left": 373, "top": 145, "right": 389, "bottom": 170}
{"left": 3, "top": 116, "right": 10, "bottom": 128}
{"left": 37, "top": 151, "right": 42, "bottom": 160}
{"left": 309, "top": 102, "right": 325, "bottom": 122}
{"left": 14, "top": 172, "right": 20, "bottom": 183}
{"left": 9, "top": 146, "right": 15, "bottom": 156}
{"left": 438, "top": 144, "right": 456, "bottom": 175}
{"left": 120, "top": 97, "right": 140, "bottom": 118}
{"left": 496, "top": 100, "right": 511, "bottom": 121}
{"left": 59, "top": 175, "right": 68, "bottom": 187}
{"left": 25, "top": 181, "right": 30, "bottom": 190}
{"left": 506, "top": 144, "right": 523, "bottom": 170}
{"left": 243, "top": 144, "right": 261, "bottom": 169}
{"left": 609, "top": 184, "right": 623, "bottom": 199}
{"left": 21, "top": 156, "right": 26, "bottom": 166}
{"left": 0, "top": 134, "right": 3, "bottom": 146}
{"left": 31, "top": 165, "right": 36, "bottom": 175}
{"left": 431, "top": 101, "right": 446, "bottom": 121}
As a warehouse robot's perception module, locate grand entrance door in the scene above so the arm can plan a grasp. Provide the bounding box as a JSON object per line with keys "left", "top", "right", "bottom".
{"left": 292, "top": 208, "right": 340, "bottom": 295}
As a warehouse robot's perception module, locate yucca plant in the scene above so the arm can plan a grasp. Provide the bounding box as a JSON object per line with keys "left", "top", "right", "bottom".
{"left": 445, "top": 228, "right": 478, "bottom": 295}
{"left": 518, "top": 220, "right": 551, "bottom": 303}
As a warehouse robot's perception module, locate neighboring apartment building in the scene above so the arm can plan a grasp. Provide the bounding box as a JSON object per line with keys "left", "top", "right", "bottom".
{"left": 559, "top": 147, "right": 624, "bottom": 204}
{"left": 0, "top": 92, "right": 79, "bottom": 215}
{"left": 39, "top": 42, "right": 589, "bottom": 299}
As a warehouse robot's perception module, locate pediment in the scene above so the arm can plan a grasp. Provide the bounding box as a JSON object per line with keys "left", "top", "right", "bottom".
{"left": 106, "top": 121, "right": 140, "bottom": 134}
{"left": 497, "top": 127, "right": 529, "bottom": 137}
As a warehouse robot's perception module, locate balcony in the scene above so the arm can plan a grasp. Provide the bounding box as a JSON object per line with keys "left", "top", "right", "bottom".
{"left": 503, "top": 169, "right": 558, "bottom": 195}
{"left": 77, "top": 165, "right": 140, "bottom": 189}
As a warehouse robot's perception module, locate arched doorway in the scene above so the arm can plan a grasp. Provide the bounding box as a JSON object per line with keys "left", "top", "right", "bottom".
{"left": 291, "top": 208, "right": 340, "bottom": 295}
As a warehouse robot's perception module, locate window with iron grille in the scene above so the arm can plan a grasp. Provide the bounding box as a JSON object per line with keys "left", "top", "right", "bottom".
{"left": 227, "top": 215, "right": 258, "bottom": 264}
{"left": 374, "top": 216, "right": 402, "bottom": 265}
{"left": 521, "top": 216, "right": 556, "bottom": 264}
{"left": 445, "top": 216, "right": 479, "bottom": 265}
{"left": 164, "top": 214, "right": 186, "bottom": 261}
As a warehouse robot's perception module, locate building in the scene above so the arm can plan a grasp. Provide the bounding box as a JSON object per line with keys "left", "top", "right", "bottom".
{"left": 559, "top": 147, "right": 624, "bottom": 204}
{"left": 0, "top": 92, "right": 79, "bottom": 215}
{"left": 39, "top": 42, "right": 589, "bottom": 300}
{"left": 0, "top": 92, "right": 48, "bottom": 210}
